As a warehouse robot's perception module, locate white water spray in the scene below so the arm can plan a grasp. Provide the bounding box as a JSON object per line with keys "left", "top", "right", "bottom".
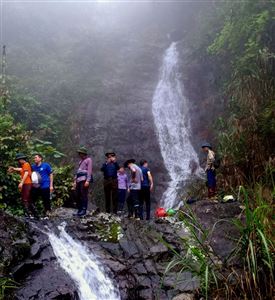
{"left": 48, "top": 223, "right": 120, "bottom": 300}
{"left": 152, "top": 42, "right": 202, "bottom": 209}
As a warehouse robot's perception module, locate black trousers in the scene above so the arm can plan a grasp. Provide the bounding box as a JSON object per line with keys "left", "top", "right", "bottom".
{"left": 32, "top": 187, "right": 51, "bottom": 213}
{"left": 140, "top": 186, "right": 151, "bottom": 220}
{"left": 104, "top": 178, "right": 118, "bottom": 213}
{"left": 127, "top": 189, "right": 140, "bottom": 218}
{"left": 76, "top": 181, "right": 89, "bottom": 211}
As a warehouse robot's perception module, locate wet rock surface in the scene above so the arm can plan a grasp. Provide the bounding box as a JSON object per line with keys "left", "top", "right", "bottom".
{"left": 184, "top": 199, "right": 243, "bottom": 262}
{"left": 1, "top": 201, "right": 242, "bottom": 299}
{"left": 0, "top": 211, "right": 78, "bottom": 300}
{"left": 60, "top": 208, "right": 198, "bottom": 300}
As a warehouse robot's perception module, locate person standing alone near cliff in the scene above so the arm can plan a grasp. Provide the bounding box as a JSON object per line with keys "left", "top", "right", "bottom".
{"left": 101, "top": 150, "right": 119, "bottom": 214}
{"left": 201, "top": 143, "right": 217, "bottom": 201}
{"left": 72, "top": 147, "right": 93, "bottom": 217}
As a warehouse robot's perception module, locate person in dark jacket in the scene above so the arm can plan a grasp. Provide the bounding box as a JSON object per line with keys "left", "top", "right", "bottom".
{"left": 139, "top": 160, "right": 153, "bottom": 220}
{"left": 72, "top": 147, "right": 93, "bottom": 217}
{"left": 101, "top": 150, "right": 119, "bottom": 213}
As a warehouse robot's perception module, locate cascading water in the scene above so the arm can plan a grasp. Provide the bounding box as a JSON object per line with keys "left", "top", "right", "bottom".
{"left": 152, "top": 42, "right": 202, "bottom": 209}
{"left": 48, "top": 223, "right": 120, "bottom": 300}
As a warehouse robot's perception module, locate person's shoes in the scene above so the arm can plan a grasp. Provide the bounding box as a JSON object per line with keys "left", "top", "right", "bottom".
{"left": 209, "top": 196, "right": 218, "bottom": 203}
{"left": 77, "top": 209, "right": 86, "bottom": 217}
{"left": 73, "top": 210, "right": 81, "bottom": 216}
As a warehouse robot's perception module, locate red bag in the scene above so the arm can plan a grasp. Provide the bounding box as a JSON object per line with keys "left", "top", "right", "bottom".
{"left": 155, "top": 207, "right": 167, "bottom": 218}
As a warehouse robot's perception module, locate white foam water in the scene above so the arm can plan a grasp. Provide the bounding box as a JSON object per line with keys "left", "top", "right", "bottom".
{"left": 48, "top": 223, "right": 120, "bottom": 300}
{"left": 152, "top": 42, "right": 202, "bottom": 208}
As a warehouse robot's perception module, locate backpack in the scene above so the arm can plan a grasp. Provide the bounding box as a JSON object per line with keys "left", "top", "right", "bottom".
{"left": 213, "top": 154, "right": 221, "bottom": 169}
{"left": 31, "top": 171, "right": 42, "bottom": 188}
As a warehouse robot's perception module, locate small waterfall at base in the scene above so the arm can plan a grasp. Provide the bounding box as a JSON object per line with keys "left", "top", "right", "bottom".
{"left": 152, "top": 42, "right": 202, "bottom": 209}
{"left": 48, "top": 223, "right": 120, "bottom": 300}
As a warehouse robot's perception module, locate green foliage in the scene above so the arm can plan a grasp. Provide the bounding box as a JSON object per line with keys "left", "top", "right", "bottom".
{"left": 205, "top": 0, "right": 275, "bottom": 187}
{"left": 0, "top": 277, "right": 18, "bottom": 300}
{"left": 52, "top": 165, "right": 74, "bottom": 208}
{"left": 0, "top": 113, "right": 32, "bottom": 205}
{"left": 231, "top": 185, "right": 274, "bottom": 299}
{"left": 163, "top": 209, "right": 224, "bottom": 299}
{"left": 164, "top": 184, "right": 274, "bottom": 299}
{"left": 0, "top": 87, "right": 70, "bottom": 214}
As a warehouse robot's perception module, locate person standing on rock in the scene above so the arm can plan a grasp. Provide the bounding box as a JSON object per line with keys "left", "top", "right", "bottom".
{"left": 117, "top": 166, "right": 129, "bottom": 214}
{"left": 8, "top": 153, "right": 38, "bottom": 218}
{"left": 139, "top": 160, "right": 153, "bottom": 220}
{"left": 31, "top": 153, "right": 54, "bottom": 218}
{"left": 72, "top": 147, "right": 93, "bottom": 217}
{"left": 101, "top": 150, "right": 119, "bottom": 214}
{"left": 201, "top": 143, "right": 217, "bottom": 200}
{"left": 124, "top": 159, "right": 143, "bottom": 220}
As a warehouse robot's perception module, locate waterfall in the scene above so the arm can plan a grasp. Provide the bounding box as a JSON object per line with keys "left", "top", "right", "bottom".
{"left": 48, "top": 223, "right": 120, "bottom": 300}
{"left": 152, "top": 42, "right": 202, "bottom": 209}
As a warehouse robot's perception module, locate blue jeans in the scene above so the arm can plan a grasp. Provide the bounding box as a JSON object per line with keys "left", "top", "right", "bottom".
{"left": 76, "top": 181, "right": 89, "bottom": 211}
{"left": 207, "top": 169, "right": 216, "bottom": 197}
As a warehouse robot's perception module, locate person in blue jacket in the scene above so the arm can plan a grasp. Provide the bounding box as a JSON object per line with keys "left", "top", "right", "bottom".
{"left": 31, "top": 153, "right": 53, "bottom": 217}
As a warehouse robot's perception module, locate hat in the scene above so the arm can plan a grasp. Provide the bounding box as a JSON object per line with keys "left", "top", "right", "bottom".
{"left": 15, "top": 153, "right": 27, "bottom": 160}
{"left": 124, "top": 159, "right": 136, "bottom": 168}
{"left": 77, "top": 147, "right": 88, "bottom": 155}
{"left": 201, "top": 142, "right": 212, "bottom": 149}
{"left": 105, "top": 150, "right": 116, "bottom": 157}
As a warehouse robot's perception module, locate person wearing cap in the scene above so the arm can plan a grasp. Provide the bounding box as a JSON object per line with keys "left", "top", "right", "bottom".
{"left": 31, "top": 153, "right": 54, "bottom": 217}
{"left": 8, "top": 153, "right": 37, "bottom": 218}
{"left": 201, "top": 143, "right": 217, "bottom": 200}
{"left": 139, "top": 160, "right": 153, "bottom": 220}
{"left": 72, "top": 147, "right": 93, "bottom": 217}
{"left": 124, "top": 159, "right": 143, "bottom": 220}
{"left": 101, "top": 150, "right": 119, "bottom": 214}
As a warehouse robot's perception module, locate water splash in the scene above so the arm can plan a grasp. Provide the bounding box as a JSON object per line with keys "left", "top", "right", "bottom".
{"left": 48, "top": 222, "right": 120, "bottom": 300}
{"left": 152, "top": 42, "right": 202, "bottom": 209}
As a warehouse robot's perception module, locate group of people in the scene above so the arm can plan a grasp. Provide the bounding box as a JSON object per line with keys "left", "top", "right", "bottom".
{"left": 8, "top": 142, "right": 216, "bottom": 220}
{"left": 8, "top": 153, "right": 53, "bottom": 219}
{"left": 74, "top": 148, "right": 153, "bottom": 219}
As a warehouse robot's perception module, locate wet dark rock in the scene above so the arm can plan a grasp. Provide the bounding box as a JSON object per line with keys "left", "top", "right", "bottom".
{"left": 184, "top": 200, "right": 242, "bottom": 262}
{"left": 30, "top": 242, "right": 41, "bottom": 258}
{"left": 12, "top": 260, "right": 43, "bottom": 281}
{"left": 1, "top": 204, "right": 241, "bottom": 299}
{"left": 15, "top": 264, "right": 78, "bottom": 300}
{"left": 172, "top": 293, "right": 194, "bottom": 300}
{"left": 162, "top": 272, "right": 199, "bottom": 292}
{"left": 119, "top": 238, "right": 139, "bottom": 258}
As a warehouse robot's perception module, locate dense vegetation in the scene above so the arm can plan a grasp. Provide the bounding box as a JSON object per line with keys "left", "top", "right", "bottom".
{"left": 0, "top": 82, "right": 73, "bottom": 214}
{"left": 173, "top": 1, "right": 275, "bottom": 298}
